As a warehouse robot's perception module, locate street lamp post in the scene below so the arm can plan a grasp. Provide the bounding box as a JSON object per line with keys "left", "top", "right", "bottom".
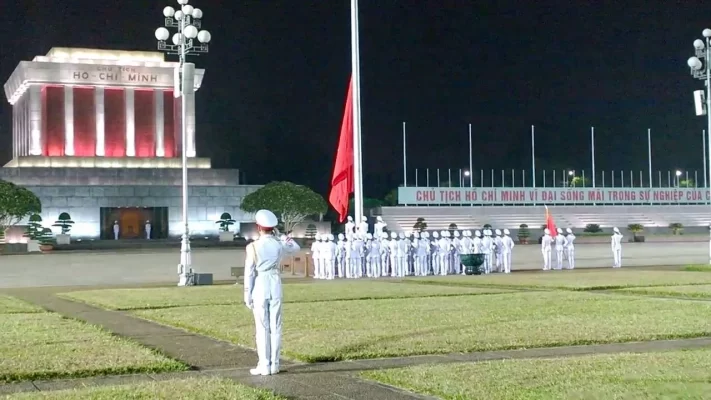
{"left": 155, "top": 0, "right": 212, "bottom": 286}
{"left": 675, "top": 170, "right": 682, "bottom": 188}
{"left": 687, "top": 29, "right": 711, "bottom": 265}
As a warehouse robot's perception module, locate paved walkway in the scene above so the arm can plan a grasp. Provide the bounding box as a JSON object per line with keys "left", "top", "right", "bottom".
{"left": 2, "top": 284, "right": 711, "bottom": 399}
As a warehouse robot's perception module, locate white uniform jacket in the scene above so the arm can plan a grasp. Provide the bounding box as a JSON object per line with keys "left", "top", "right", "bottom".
{"left": 244, "top": 235, "right": 301, "bottom": 304}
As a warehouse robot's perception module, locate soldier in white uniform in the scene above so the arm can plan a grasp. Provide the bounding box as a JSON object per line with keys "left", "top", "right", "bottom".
{"left": 345, "top": 216, "right": 355, "bottom": 240}
{"left": 554, "top": 228, "right": 567, "bottom": 270}
{"left": 430, "top": 231, "right": 440, "bottom": 275}
{"left": 366, "top": 233, "right": 381, "bottom": 278}
{"left": 541, "top": 228, "right": 553, "bottom": 271}
{"left": 611, "top": 227, "right": 623, "bottom": 268}
{"left": 452, "top": 231, "right": 462, "bottom": 274}
{"left": 397, "top": 232, "right": 410, "bottom": 277}
{"left": 374, "top": 216, "right": 387, "bottom": 238}
{"left": 501, "top": 229, "right": 515, "bottom": 273}
{"left": 323, "top": 234, "right": 337, "bottom": 280}
{"left": 379, "top": 232, "right": 391, "bottom": 277}
{"left": 357, "top": 216, "right": 368, "bottom": 237}
{"left": 336, "top": 233, "right": 347, "bottom": 278}
{"left": 481, "top": 230, "right": 493, "bottom": 274}
{"left": 414, "top": 232, "right": 428, "bottom": 276}
{"left": 565, "top": 228, "right": 576, "bottom": 269}
{"left": 243, "top": 209, "right": 300, "bottom": 376}
{"left": 310, "top": 234, "right": 322, "bottom": 279}
{"left": 351, "top": 234, "right": 365, "bottom": 278}
{"left": 494, "top": 229, "right": 504, "bottom": 272}
{"left": 388, "top": 232, "right": 399, "bottom": 277}
{"left": 473, "top": 230, "right": 483, "bottom": 254}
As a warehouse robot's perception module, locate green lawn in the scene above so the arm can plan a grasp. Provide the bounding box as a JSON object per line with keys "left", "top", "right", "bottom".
{"left": 59, "top": 281, "right": 511, "bottom": 310}
{"left": 0, "top": 312, "right": 186, "bottom": 382}
{"left": 0, "top": 295, "right": 44, "bottom": 314}
{"left": 407, "top": 269, "right": 711, "bottom": 290}
{"left": 6, "top": 377, "right": 285, "bottom": 400}
{"left": 618, "top": 284, "right": 711, "bottom": 299}
{"left": 363, "top": 349, "right": 711, "bottom": 400}
{"left": 684, "top": 265, "right": 711, "bottom": 272}
{"left": 133, "top": 291, "right": 711, "bottom": 362}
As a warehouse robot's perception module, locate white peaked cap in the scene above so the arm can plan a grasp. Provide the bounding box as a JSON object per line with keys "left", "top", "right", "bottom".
{"left": 613, "top": 227, "right": 620, "bottom": 233}
{"left": 433, "top": 231, "right": 439, "bottom": 237}
{"left": 566, "top": 228, "right": 572, "bottom": 234}
{"left": 377, "top": 216, "right": 383, "bottom": 221}
{"left": 366, "top": 233, "right": 373, "bottom": 239}
{"left": 362, "top": 215, "right": 367, "bottom": 220}
{"left": 454, "top": 230, "right": 460, "bottom": 237}
{"left": 544, "top": 228, "right": 550, "bottom": 235}
{"left": 255, "top": 209, "right": 278, "bottom": 228}
{"left": 338, "top": 233, "right": 345, "bottom": 240}
{"left": 399, "top": 232, "right": 405, "bottom": 238}
{"left": 413, "top": 232, "right": 420, "bottom": 238}
{"left": 557, "top": 228, "right": 563, "bottom": 233}
{"left": 422, "top": 231, "right": 429, "bottom": 238}
{"left": 503, "top": 229, "right": 510, "bottom": 235}
{"left": 347, "top": 215, "right": 353, "bottom": 221}
{"left": 495, "top": 229, "right": 502, "bottom": 235}
{"left": 329, "top": 234, "right": 335, "bottom": 240}
{"left": 391, "top": 232, "right": 398, "bottom": 238}
{"left": 314, "top": 233, "right": 321, "bottom": 240}
{"left": 475, "top": 230, "right": 481, "bottom": 237}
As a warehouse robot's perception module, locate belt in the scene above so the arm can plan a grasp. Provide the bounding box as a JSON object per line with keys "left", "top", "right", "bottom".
{"left": 256, "top": 269, "right": 279, "bottom": 276}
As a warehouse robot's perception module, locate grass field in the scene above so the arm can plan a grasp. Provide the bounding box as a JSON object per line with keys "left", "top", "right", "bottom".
{"left": 0, "top": 295, "right": 44, "bottom": 314}
{"left": 684, "top": 265, "right": 711, "bottom": 272}
{"left": 618, "top": 284, "right": 711, "bottom": 299}
{"left": 363, "top": 349, "right": 711, "bottom": 400}
{"left": 406, "top": 269, "right": 711, "bottom": 290}
{"left": 133, "top": 291, "right": 711, "bottom": 362}
{"left": 59, "top": 281, "right": 511, "bottom": 310}
{"left": 0, "top": 296, "right": 186, "bottom": 383}
{"left": 6, "top": 377, "right": 285, "bottom": 400}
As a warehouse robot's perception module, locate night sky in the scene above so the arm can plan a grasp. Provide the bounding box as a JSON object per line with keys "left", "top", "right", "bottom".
{"left": 1, "top": 1, "right": 710, "bottom": 199}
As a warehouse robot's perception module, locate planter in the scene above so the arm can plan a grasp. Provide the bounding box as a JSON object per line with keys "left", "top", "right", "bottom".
{"left": 2, "top": 243, "right": 28, "bottom": 255}
{"left": 56, "top": 234, "right": 71, "bottom": 245}
{"left": 27, "top": 239, "right": 41, "bottom": 253}
{"left": 633, "top": 235, "right": 645, "bottom": 243}
{"left": 518, "top": 237, "right": 529, "bottom": 244}
{"left": 219, "top": 231, "right": 234, "bottom": 242}
{"left": 461, "top": 254, "right": 485, "bottom": 275}
{"left": 39, "top": 244, "right": 54, "bottom": 252}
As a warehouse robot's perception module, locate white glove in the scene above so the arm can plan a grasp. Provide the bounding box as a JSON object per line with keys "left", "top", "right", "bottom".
{"left": 245, "top": 298, "right": 253, "bottom": 310}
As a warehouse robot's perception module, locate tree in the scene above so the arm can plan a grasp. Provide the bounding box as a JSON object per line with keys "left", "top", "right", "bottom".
{"left": 0, "top": 180, "right": 41, "bottom": 234}
{"left": 669, "top": 222, "right": 684, "bottom": 235}
{"left": 240, "top": 181, "right": 327, "bottom": 233}
{"left": 52, "top": 212, "right": 75, "bottom": 235}
{"left": 383, "top": 189, "right": 398, "bottom": 206}
{"left": 413, "top": 217, "right": 428, "bottom": 232}
{"left": 25, "top": 214, "right": 44, "bottom": 241}
{"left": 627, "top": 223, "right": 644, "bottom": 239}
{"left": 216, "top": 212, "right": 236, "bottom": 232}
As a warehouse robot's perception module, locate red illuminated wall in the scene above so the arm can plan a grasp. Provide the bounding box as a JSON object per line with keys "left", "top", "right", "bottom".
{"left": 134, "top": 90, "right": 155, "bottom": 157}
{"left": 163, "top": 91, "right": 176, "bottom": 157}
{"left": 104, "top": 89, "right": 126, "bottom": 157}
{"left": 44, "top": 86, "right": 65, "bottom": 156}
{"left": 73, "top": 87, "right": 96, "bottom": 157}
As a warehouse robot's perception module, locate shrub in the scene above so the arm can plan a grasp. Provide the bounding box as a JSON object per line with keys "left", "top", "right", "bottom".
{"left": 584, "top": 223, "right": 602, "bottom": 233}
{"left": 518, "top": 224, "right": 530, "bottom": 238}
{"left": 216, "top": 212, "right": 236, "bottom": 232}
{"left": 669, "top": 222, "right": 684, "bottom": 235}
{"left": 413, "top": 218, "right": 428, "bottom": 233}
{"left": 627, "top": 223, "right": 644, "bottom": 237}
{"left": 52, "top": 212, "right": 74, "bottom": 235}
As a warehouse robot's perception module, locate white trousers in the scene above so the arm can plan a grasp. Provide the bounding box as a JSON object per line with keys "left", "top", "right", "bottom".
{"left": 438, "top": 254, "right": 449, "bottom": 275}
{"left": 367, "top": 256, "right": 380, "bottom": 277}
{"left": 431, "top": 253, "right": 440, "bottom": 275}
{"left": 612, "top": 248, "right": 622, "bottom": 268}
{"left": 323, "top": 258, "right": 335, "bottom": 279}
{"left": 484, "top": 251, "right": 493, "bottom": 273}
{"left": 555, "top": 249, "right": 564, "bottom": 270}
{"left": 452, "top": 253, "right": 461, "bottom": 274}
{"left": 397, "top": 256, "right": 407, "bottom": 277}
{"left": 566, "top": 247, "right": 575, "bottom": 269}
{"left": 348, "top": 257, "right": 361, "bottom": 278}
{"left": 337, "top": 256, "right": 346, "bottom": 278}
{"left": 380, "top": 254, "right": 390, "bottom": 277}
{"left": 389, "top": 256, "right": 398, "bottom": 277}
{"left": 312, "top": 257, "right": 322, "bottom": 278}
{"left": 415, "top": 255, "right": 428, "bottom": 276}
{"left": 542, "top": 249, "right": 551, "bottom": 270}
{"left": 502, "top": 251, "right": 511, "bottom": 273}
{"left": 252, "top": 297, "right": 282, "bottom": 372}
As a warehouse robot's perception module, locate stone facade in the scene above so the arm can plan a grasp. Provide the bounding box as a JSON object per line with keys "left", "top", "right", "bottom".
{"left": 0, "top": 167, "right": 261, "bottom": 239}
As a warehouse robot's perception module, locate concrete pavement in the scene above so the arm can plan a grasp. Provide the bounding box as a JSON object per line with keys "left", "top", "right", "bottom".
{"left": 0, "top": 241, "right": 707, "bottom": 288}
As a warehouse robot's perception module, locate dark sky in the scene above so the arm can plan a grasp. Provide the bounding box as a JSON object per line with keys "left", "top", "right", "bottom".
{"left": 1, "top": 1, "right": 710, "bottom": 198}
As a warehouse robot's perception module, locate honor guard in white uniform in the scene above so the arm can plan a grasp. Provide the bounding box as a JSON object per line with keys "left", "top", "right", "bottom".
{"left": 437, "top": 231, "right": 451, "bottom": 275}
{"left": 336, "top": 233, "right": 347, "bottom": 278}
{"left": 374, "top": 216, "right": 387, "bottom": 238}
{"left": 366, "top": 233, "right": 381, "bottom": 278}
{"left": 357, "top": 216, "right": 368, "bottom": 237}
{"left": 501, "top": 229, "right": 515, "bottom": 273}
{"left": 379, "top": 232, "right": 391, "bottom": 277}
{"left": 311, "top": 234, "right": 322, "bottom": 279}
{"left": 494, "top": 229, "right": 504, "bottom": 272}
{"left": 243, "top": 209, "right": 300, "bottom": 376}
{"left": 554, "top": 228, "right": 567, "bottom": 270}
{"left": 565, "top": 228, "right": 576, "bottom": 269}
{"left": 430, "top": 231, "right": 440, "bottom": 275}
{"left": 323, "top": 234, "right": 337, "bottom": 280}
{"left": 452, "top": 231, "right": 462, "bottom": 274}
{"left": 345, "top": 216, "right": 355, "bottom": 240}
{"left": 541, "top": 228, "right": 553, "bottom": 270}
{"left": 351, "top": 234, "right": 365, "bottom": 278}
{"left": 388, "top": 232, "right": 399, "bottom": 277}
{"left": 473, "top": 230, "right": 483, "bottom": 254}
{"left": 482, "top": 230, "right": 494, "bottom": 274}
{"left": 396, "top": 232, "right": 409, "bottom": 277}
{"left": 611, "top": 227, "right": 623, "bottom": 268}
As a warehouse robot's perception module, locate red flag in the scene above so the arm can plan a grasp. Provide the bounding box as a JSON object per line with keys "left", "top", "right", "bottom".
{"left": 545, "top": 205, "right": 557, "bottom": 236}
{"left": 328, "top": 77, "right": 354, "bottom": 222}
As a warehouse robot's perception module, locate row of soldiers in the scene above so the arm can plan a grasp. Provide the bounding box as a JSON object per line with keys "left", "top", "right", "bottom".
{"left": 309, "top": 229, "right": 516, "bottom": 279}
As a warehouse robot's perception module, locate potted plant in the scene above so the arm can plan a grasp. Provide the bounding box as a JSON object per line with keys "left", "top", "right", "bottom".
{"left": 448, "top": 223, "right": 458, "bottom": 236}
{"left": 52, "top": 212, "right": 74, "bottom": 245}
{"left": 669, "top": 222, "right": 684, "bottom": 235}
{"left": 39, "top": 228, "right": 55, "bottom": 252}
{"left": 25, "top": 214, "right": 43, "bottom": 253}
{"left": 216, "top": 212, "right": 236, "bottom": 242}
{"left": 627, "top": 223, "right": 645, "bottom": 242}
{"left": 518, "top": 224, "right": 530, "bottom": 244}
{"left": 413, "top": 218, "right": 428, "bottom": 233}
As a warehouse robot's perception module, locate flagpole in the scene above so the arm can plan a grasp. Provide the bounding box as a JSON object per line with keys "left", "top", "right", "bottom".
{"left": 591, "top": 127, "right": 596, "bottom": 188}
{"left": 647, "top": 128, "right": 652, "bottom": 188}
{"left": 403, "top": 122, "right": 407, "bottom": 187}
{"left": 469, "top": 124, "right": 473, "bottom": 188}
{"left": 531, "top": 125, "right": 536, "bottom": 188}
{"left": 351, "top": 0, "right": 364, "bottom": 225}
